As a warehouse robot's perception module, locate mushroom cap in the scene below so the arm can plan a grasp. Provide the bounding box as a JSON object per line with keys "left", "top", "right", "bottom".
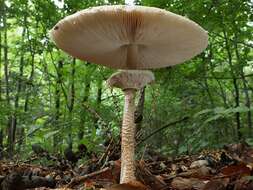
{"left": 50, "top": 5, "right": 208, "bottom": 70}
{"left": 107, "top": 70, "right": 154, "bottom": 90}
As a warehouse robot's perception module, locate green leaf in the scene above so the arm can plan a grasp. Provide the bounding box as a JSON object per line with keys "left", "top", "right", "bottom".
{"left": 204, "top": 115, "right": 222, "bottom": 124}
{"left": 230, "top": 106, "right": 251, "bottom": 113}
{"left": 44, "top": 130, "right": 60, "bottom": 139}
{"left": 213, "top": 107, "right": 226, "bottom": 114}
{"left": 194, "top": 109, "right": 212, "bottom": 118}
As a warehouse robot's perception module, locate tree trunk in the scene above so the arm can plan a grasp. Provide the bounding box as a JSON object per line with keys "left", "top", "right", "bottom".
{"left": 24, "top": 23, "right": 36, "bottom": 113}
{"left": 240, "top": 74, "right": 252, "bottom": 136}
{"left": 8, "top": 15, "right": 27, "bottom": 155}
{"left": 24, "top": 53, "right": 35, "bottom": 113}
{"left": 234, "top": 35, "right": 252, "bottom": 136}
{"left": 53, "top": 60, "right": 63, "bottom": 148}
{"left": 67, "top": 58, "right": 76, "bottom": 149}
{"left": 0, "top": 20, "right": 2, "bottom": 102}
{"left": 223, "top": 29, "right": 241, "bottom": 140}
{"left": 18, "top": 26, "right": 35, "bottom": 150}
{"left": 78, "top": 62, "right": 92, "bottom": 140}
{"left": 93, "top": 80, "right": 102, "bottom": 128}
{"left": 208, "top": 44, "right": 228, "bottom": 106}
{"left": 3, "top": 4, "right": 12, "bottom": 155}
{"left": 78, "top": 81, "right": 91, "bottom": 140}
{"left": 3, "top": 4, "right": 10, "bottom": 105}
{"left": 0, "top": 11, "right": 3, "bottom": 156}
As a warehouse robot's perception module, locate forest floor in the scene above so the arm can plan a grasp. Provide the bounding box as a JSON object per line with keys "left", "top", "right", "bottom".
{"left": 0, "top": 142, "right": 253, "bottom": 190}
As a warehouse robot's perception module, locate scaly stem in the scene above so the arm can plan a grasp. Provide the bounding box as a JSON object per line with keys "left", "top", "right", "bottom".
{"left": 120, "top": 89, "right": 136, "bottom": 183}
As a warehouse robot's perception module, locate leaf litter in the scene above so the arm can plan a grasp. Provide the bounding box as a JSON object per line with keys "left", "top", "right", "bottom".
{"left": 0, "top": 142, "right": 253, "bottom": 190}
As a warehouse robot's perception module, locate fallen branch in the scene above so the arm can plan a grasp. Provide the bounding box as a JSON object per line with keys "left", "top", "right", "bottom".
{"left": 137, "top": 116, "right": 189, "bottom": 146}
{"left": 66, "top": 167, "right": 110, "bottom": 188}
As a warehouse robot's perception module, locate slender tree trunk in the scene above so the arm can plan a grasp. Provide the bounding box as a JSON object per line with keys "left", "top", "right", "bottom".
{"left": 223, "top": 29, "right": 241, "bottom": 140}
{"left": 8, "top": 15, "right": 27, "bottom": 155}
{"left": 0, "top": 130, "right": 3, "bottom": 158}
{"left": 3, "top": 5, "right": 12, "bottom": 155}
{"left": 208, "top": 45, "right": 228, "bottom": 107}
{"left": 53, "top": 60, "right": 63, "bottom": 148}
{"left": 241, "top": 74, "right": 252, "bottom": 135}
{"left": 0, "top": 42, "right": 1, "bottom": 97}
{"left": 0, "top": 18, "right": 3, "bottom": 157}
{"left": 69, "top": 58, "right": 76, "bottom": 110}
{"left": 24, "top": 52, "right": 35, "bottom": 112}
{"left": 24, "top": 24, "right": 36, "bottom": 113}
{"left": 78, "top": 81, "right": 91, "bottom": 140}
{"left": 67, "top": 58, "right": 76, "bottom": 149}
{"left": 204, "top": 78, "right": 215, "bottom": 107}
{"left": 18, "top": 27, "right": 36, "bottom": 150}
{"left": 202, "top": 54, "right": 224, "bottom": 142}
{"left": 233, "top": 78, "right": 241, "bottom": 139}
{"left": 78, "top": 62, "right": 92, "bottom": 140}
{"left": 234, "top": 35, "right": 252, "bottom": 135}
{"left": 3, "top": 5, "right": 9, "bottom": 105}
{"left": 93, "top": 80, "right": 102, "bottom": 128}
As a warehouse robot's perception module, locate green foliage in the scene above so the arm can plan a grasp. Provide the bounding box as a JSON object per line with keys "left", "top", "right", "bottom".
{"left": 195, "top": 106, "right": 253, "bottom": 124}
{"left": 0, "top": 0, "right": 252, "bottom": 159}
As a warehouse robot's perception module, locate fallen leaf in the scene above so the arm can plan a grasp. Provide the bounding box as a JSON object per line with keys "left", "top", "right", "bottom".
{"left": 190, "top": 160, "right": 209, "bottom": 169}
{"left": 221, "top": 163, "right": 251, "bottom": 176}
{"left": 84, "top": 179, "right": 96, "bottom": 189}
{"left": 178, "top": 166, "right": 211, "bottom": 178}
{"left": 234, "top": 177, "right": 253, "bottom": 190}
{"left": 171, "top": 177, "right": 206, "bottom": 190}
{"left": 106, "top": 180, "right": 148, "bottom": 190}
{"left": 203, "top": 179, "right": 229, "bottom": 190}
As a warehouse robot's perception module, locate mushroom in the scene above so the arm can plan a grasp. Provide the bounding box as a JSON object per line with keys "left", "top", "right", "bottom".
{"left": 107, "top": 70, "right": 154, "bottom": 183}
{"left": 50, "top": 5, "right": 208, "bottom": 184}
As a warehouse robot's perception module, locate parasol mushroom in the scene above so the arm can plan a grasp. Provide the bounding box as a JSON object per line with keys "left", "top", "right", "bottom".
{"left": 50, "top": 5, "right": 208, "bottom": 184}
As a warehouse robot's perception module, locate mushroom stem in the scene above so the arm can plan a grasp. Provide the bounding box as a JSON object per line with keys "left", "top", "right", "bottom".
{"left": 107, "top": 70, "right": 154, "bottom": 184}
{"left": 120, "top": 88, "right": 137, "bottom": 183}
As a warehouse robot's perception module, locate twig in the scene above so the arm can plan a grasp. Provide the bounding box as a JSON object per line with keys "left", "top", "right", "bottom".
{"left": 141, "top": 144, "right": 148, "bottom": 160}
{"left": 97, "top": 138, "right": 114, "bottom": 166}
{"left": 66, "top": 167, "right": 110, "bottom": 188}
{"left": 82, "top": 102, "right": 108, "bottom": 127}
{"left": 137, "top": 117, "right": 189, "bottom": 146}
{"left": 209, "top": 32, "right": 253, "bottom": 48}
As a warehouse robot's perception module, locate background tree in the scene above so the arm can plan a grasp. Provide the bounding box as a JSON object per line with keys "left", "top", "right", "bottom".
{"left": 0, "top": 0, "right": 252, "bottom": 158}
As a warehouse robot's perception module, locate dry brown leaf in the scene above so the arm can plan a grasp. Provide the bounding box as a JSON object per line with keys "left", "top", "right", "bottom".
{"left": 190, "top": 160, "right": 209, "bottom": 169}
{"left": 203, "top": 179, "right": 229, "bottom": 190}
{"left": 221, "top": 163, "right": 251, "bottom": 176}
{"left": 178, "top": 166, "right": 211, "bottom": 178}
{"left": 234, "top": 178, "right": 253, "bottom": 190}
{"left": 106, "top": 180, "right": 148, "bottom": 190}
{"left": 171, "top": 177, "right": 206, "bottom": 190}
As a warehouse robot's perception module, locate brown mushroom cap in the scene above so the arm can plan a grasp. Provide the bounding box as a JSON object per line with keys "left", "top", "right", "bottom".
{"left": 107, "top": 70, "right": 154, "bottom": 90}
{"left": 50, "top": 5, "right": 208, "bottom": 70}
